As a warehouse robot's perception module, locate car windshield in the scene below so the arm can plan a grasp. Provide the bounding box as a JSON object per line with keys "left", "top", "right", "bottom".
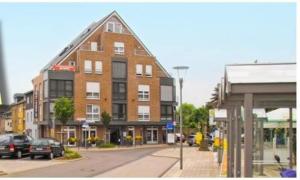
{"left": 32, "top": 139, "right": 50, "bottom": 146}
{"left": 0, "top": 135, "right": 11, "bottom": 144}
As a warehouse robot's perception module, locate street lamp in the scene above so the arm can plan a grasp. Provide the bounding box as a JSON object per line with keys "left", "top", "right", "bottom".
{"left": 173, "top": 65, "right": 189, "bottom": 170}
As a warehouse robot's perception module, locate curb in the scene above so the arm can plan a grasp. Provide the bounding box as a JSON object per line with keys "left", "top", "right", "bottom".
{"left": 71, "top": 144, "right": 170, "bottom": 152}
{"left": 54, "top": 156, "right": 85, "bottom": 162}
{"left": 158, "top": 158, "right": 180, "bottom": 177}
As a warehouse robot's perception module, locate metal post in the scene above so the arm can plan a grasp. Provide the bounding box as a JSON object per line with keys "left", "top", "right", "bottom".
{"left": 244, "top": 93, "right": 253, "bottom": 177}
{"left": 230, "top": 108, "right": 235, "bottom": 177}
{"left": 235, "top": 106, "right": 241, "bottom": 177}
{"left": 259, "top": 118, "right": 264, "bottom": 175}
{"left": 289, "top": 108, "right": 293, "bottom": 168}
{"left": 179, "top": 78, "right": 183, "bottom": 170}
{"left": 227, "top": 108, "right": 233, "bottom": 177}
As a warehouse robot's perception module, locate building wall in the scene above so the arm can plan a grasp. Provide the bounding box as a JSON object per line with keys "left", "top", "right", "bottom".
{"left": 25, "top": 109, "right": 38, "bottom": 139}
{"left": 11, "top": 101, "right": 25, "bottom": 133}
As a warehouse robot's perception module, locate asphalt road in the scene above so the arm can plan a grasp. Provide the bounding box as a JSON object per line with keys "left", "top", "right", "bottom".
{"left": 4, "top": 147, "right": 165, "bottom": 177}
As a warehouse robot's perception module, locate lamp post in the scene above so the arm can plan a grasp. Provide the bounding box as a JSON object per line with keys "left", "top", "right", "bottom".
{"left": 173, "top": 66, "right": 189, "bottom": 170}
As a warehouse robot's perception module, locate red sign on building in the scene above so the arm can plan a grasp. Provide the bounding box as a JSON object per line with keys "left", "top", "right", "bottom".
{"left": 51, "top": 65, "right": 75, "bottom": 72}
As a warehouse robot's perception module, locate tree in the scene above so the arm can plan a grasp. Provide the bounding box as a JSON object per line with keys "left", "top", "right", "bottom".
{"left": 101, "top": 111, "right": 111, "bottom": 143}
{"left": 54, "top": 97, "right": 74, "bottom": 145}
{"left": 176, "top": 103, "right": 196, "bottom": 135}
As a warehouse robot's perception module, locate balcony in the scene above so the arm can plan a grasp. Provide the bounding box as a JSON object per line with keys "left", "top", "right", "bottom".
{"left": 134, "top": 49, "right": 150, "bottom": 56}
{"left": 79, "top": 43, "right": 104, "bottom": 52}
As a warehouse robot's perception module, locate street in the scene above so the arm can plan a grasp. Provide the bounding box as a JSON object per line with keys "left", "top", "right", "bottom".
{"left": 2, "top": 146, "right": 169, "bottom": 177}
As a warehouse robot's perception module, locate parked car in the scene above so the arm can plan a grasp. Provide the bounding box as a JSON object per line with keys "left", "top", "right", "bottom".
{"left": 29, "top": 138, "right": 64, "bottom": 160}
{"left": 187, "top": 135, "right": 196, "bottom": 146}
{"left": 0, "top": 133, "right": 33, "bottom": 159}
{"left": 175, "top": 133, "right": 186, "bottom": 143}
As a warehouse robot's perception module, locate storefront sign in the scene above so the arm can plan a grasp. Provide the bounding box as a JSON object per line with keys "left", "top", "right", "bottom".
{"left": 51, "top": 65, "right": 76, "bottom": 72}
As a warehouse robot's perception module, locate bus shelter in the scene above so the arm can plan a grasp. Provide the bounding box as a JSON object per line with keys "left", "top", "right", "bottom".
{"left": 210, "top": 63, "right": 296, "bottom": 177}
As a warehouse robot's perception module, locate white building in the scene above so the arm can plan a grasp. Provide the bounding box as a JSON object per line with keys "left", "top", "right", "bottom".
{"left": 25, "top": 91, "right": 38, "bottom": 139}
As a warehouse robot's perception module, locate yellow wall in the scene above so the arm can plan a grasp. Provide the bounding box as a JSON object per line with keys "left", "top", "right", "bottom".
{"left": 11, "top": 101, "right": 25, "bottom": 134}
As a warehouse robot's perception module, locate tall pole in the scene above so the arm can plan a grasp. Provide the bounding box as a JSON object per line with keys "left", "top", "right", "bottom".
{"left": 179, "top": 78, "right": 183, "bottom": 170}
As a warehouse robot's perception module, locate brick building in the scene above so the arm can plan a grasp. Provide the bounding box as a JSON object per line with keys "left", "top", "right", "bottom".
{"left": 32, "top": 11, "right": 176, "bottom": 145}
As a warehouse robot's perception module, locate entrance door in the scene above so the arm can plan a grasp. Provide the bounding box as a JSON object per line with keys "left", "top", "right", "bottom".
{"left": 128, "top": 126, "right": 135, "bottom": 145}
{"left": 110, "top": 127, "right": 121, "bottom": 145}
{"left": 146, "top": 127, "right": 158, "bottom": 144}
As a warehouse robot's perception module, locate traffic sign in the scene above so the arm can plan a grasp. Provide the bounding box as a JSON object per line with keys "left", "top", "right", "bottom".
{"left": 167, "top": 121, "right": 174, "bottom": 130}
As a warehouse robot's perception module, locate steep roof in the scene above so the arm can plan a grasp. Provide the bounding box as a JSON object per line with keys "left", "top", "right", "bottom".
{"left": 41, "top": 11, "right": 171, "bottom": 77}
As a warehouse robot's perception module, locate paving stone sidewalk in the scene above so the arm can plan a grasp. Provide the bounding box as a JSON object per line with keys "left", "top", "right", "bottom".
{"left": 161, "top": 147, "right": 221, "bottom": 177}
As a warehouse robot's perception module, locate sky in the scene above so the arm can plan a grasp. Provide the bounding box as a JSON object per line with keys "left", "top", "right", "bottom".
{"left": 0, "top": 3, "right": 296, "bottom": 106}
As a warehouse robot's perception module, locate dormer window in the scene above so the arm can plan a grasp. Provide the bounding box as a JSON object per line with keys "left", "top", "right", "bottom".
{"left": 107, "top": 22, "right": 114, "bottom": 32}
{"left": 106, "top": 21, "right": 123, "bottom": 33}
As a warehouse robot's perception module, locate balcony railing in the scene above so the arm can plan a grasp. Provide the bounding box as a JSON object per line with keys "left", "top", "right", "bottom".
{"left": 79, "top": 43, "right": 104, "bottom": 52}
{"left": 134, "top": 49, "right": 150, "bottom": 56}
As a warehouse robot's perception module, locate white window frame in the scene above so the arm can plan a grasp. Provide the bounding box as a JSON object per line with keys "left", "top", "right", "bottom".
{"left": 114, "top": 42, "right": 125, "bottom": 55}
{"left": 138, "top": 106, "right": 150, "bottom": 121}
{"left": 86, "top": 104, "right": 100, "bottom": 121}
{"left": 138, "top": 85, "right": 150, "bottom": 101}
{"left": 84, "top": 60, "right": 92, "bottom": 73}
{"left": 107, "top": 22, "right": 114, "bottom": 32}
{"left": 145, "top": 65, "right": 152, "bottom": 77}
{"left": 86, "top": 82, "right": 100, "bottom": 99}
{"left": 115, "top": 23, "right": 123, "bottom": 33}
{"left": 136, "top": 64, "right": 143, "bottom": 76}
{"left": 91, "top": 42, "right": 98, "bottom": 51}
{"left": 95, "top": 61, "right": 103, "bottom": 74}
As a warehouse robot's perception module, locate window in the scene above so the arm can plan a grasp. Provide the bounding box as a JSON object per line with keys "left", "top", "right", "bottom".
{"left": 136, "top": 64, "right": 143, "bottom": 76}
{"left": 107, "top": 22, "right": 114, "bottom": 32}
{"left": 69, "top": 61, "right": 76, "bottom": 66}
{"left": 114, "top": 42, "right": 124, "bottom": 55}
{"left": 138, "top": 106, "right": 150, "bottom": 121}
{"left": 145, "top": 65, "right": 152, "bottom": 77}
{"left": 161, "top": 86, "right": 173, "bottom": 101}
{"left": 86, "top": 82, "right": 100, "bottom": 99}
{"left": 115, "top": 23, "right": 122, "bottom": 33}
{"left": 112, "top": 61, "right": 126, "bottom": 79}
{"left": 112, "top": 104, "right": 126, "bottom": 121}
{"left": 49, "top": 80, "right": 73, "bottom": 98}
{"left": 86, "top": 104, "right": 100, "bottom": 121}
{"left": 84, "top": 60, "right": 92, "bottom": 73}
{"left": 138, "top": 85, "right": 150, "bottom": 101}
{"left": 113, "top": 82, "right": 126, "bottom": 100}
{"left": 106, "top": 22, "right": 123, "bottom": 33}
{"left": 91, "top": 42, "right": 97, "bottom": 51}
{"left": 95, "top": 61, "right": 103, "bottom": 74}
{"left": 161, "top": 105, "right": 173, "bottom": 121}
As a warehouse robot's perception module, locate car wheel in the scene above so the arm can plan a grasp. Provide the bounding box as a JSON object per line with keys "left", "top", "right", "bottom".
{"left": 61, "top": 150, "right": 65, "bottom": 157}
{"left": 48, "top": 152, "right": 54, "bottom": 160}
{"left": 17, "top": 150, "right": 22, "bottom": 159}
{"left": 30, "top": 155, "right": 35, "bottom": 160}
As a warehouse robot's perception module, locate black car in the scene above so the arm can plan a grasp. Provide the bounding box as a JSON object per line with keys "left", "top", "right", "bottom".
{"left": 30, "top": 138, "right": 64, "bottom": 160}
{"left": 0, "top": 133, "right": 33, "bottom": 159}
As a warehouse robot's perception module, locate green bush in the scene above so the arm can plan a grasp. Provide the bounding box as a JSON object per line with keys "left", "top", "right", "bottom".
{"left": 63, "top": 148, "right": 81, "bottom": 159}
{"left": 97, "top": 143, "right": 116, "bottom": 148}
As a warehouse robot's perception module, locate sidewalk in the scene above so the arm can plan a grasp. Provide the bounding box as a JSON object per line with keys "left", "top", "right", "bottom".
{"left": 161, "top": 147, "right": 221, "bottom": 177}
{"left": 95, "top": 146, "right": 221, "bottom": 177}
